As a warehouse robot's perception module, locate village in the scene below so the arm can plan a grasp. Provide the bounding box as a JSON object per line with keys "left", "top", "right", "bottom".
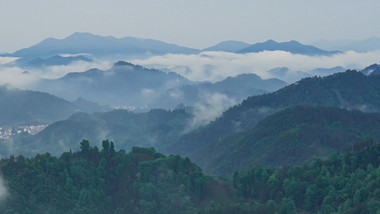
{"left": 0, "top": 125, "right": 47, "bottom": 140}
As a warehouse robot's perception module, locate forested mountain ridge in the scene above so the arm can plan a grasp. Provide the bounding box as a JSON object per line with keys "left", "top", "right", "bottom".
{"left": 0, "top": 141, "right": 234, "bottom": 214}
{"left": 1, "top": 140, "right": 379, "bottom": 213}
{"left": 229, "top": 140, "right": 380, "bottom": 214}
{"left": 193, "top": 106, "right": 380, "bottom": 176}
{"left": 169, "top": 70, "right": 380, "bottom": 162}
{"left": 0, "top": 86, "right": 107, "bottom": 126}
{"left": 11, "top": 109, "right": 192, "bottom": 157}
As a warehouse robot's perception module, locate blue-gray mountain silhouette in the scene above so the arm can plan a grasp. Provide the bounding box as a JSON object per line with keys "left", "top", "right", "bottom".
{"left": 203, "top": 40, "right": 251, "bottom": 52}
{"left": 12, "top": 32, "right": 200, "bottom": 57}
{"left": 238, "top": 39, "right": 340, "bottom": 56}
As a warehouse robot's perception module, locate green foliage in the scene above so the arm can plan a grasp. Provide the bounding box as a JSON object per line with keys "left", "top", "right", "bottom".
{"left": 0, "top": 141, "right": 220, "bottom": 214}
{"left": 232, "top": 141, "right": 380, "bottom": 213}
{"left": 11, "top": 108, "right": 192, "bottom": 157}
{"left": 171, "top": 70, "right": 380, "bottom": 173}
{"left": 191, "top": 106, "right": 380, "bottom": 176}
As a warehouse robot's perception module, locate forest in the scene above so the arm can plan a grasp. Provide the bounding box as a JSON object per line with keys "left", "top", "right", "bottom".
{"left": 0, "top": 139, "right": 379, "bottom": 213}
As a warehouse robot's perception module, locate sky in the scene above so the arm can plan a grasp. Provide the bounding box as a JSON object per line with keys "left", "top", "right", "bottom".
{"left": 0, "top": 0, "right": 380, "bottom": 53}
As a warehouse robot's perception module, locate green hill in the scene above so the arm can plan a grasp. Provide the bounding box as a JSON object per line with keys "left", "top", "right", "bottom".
{"left": 0, "top": 86, "right": 78, "bottom": 126}
{"left": 13, "top": 109, "right": 192, "bottom": 156}
{"left": 169, "top": 70, "right": 380, "bottom": 165}
{"left": 194, "top": 106, "right": 380, "bottom": 176}
{"left": 228, "top": 140, "right": 380, "bottom": 214}
{"left": 0, "top": 141, "right": 233, "bottom": 214}
{"left": 1, "top": 140, "right": 379, "bottom": 213}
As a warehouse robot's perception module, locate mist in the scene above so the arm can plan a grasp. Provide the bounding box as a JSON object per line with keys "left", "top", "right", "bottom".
{"left": 185, "top": 92, "right": 236, "bottom": 132}
{"left": 0, "top": 175, "right": 8, "bottom": 203}
{"left": 0, "top": 58, "right": 112, "bottom": 89}
{"left": 132, "top": 50, "right": 380, "bottom": 83}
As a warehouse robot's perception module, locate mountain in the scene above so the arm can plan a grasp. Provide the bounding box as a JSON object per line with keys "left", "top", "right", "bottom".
{"left": 0, "top": 86, "right": 79, "bottom": 126}
{"left": 32, "top": 61, "right": 286, "bottom": 109}
{"left": 266, "top": 66, "right": 346, "bottom": 83}
{"left": 15, "top": 55, "right": 93, "bottom": 68}
{"left": 32, "top": 61, "right": 193, "bottom": 108}
{"left": 72, "top": 97, "right": 112, "bottom": 113}
{"left": 361, "top": 64, "right": 380, "bottom": 76}
{"left": 203, "top": 40, "right": 251, "bottom": 52}
{"left": 161, "top": 73, "right": 287, "bottom": 107}
{"left": 232, "top": 141, "right": 380, "bottom": 214}
{"left": 309, "top": 66, "right": 346, "bottom": 76}
{"left": 267, "top": 67, "right": 311, "bottom": 83}
{"left": 237, "top": 39, "right": 340, "bottom": 56}
{"left": 0, "top": 86, "right": 113, "bottom": 126}
{"left": 12, "top": 108, "right": 192, "bottom": 156}
{"left": 169, "top": 70, "right": 380, "bottom": 168}
{"left": 0, "top": 141, "right": 234, "bottom": 213}
{"left": 11, "top": 32, "right": 199, "bottom": 58}
{"left": 195, "top": 106, "right": 380, "bottom": 176}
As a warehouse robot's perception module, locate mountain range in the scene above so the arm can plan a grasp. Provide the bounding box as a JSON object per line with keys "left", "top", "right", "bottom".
{"left": 1, "top": 33, "right": 346, "bottom": 61}
{"left": 203, "top": 40, "right": 251, "bottom": 52}
{"left": 10, "top": 32, "right": 199, "bottom": 58}
{"left": 15, "top": 54, "right": 93, "bottom": 68}
{"left": 0, "top": 86, "right": 110, "bottom": 126}
{"left": 195, "top": 106, "right": 380, "bottom": 176}
{"left": 12, "top": 108, "right": 192, "bottom": 156}
{"left": 237, "top": 40, "right": 340, "bottom": 56}
{"left": 169, "top": 70, "right": 380, "bottom": 174}
{"left": 30, "top": 61, "right": 286, "bottom": 109}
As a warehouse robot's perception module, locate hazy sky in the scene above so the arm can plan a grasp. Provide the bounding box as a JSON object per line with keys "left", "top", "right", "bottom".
{"left": 0, "top": 0, "right": 379, "bottom": 53}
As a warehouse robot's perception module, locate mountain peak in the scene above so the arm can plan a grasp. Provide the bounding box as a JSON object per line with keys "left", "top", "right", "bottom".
{"left": 238, "top": 39, "right": 340, "bottom": 56}
{"left": 203, "top": 40, "right": 251, "bottom": 52}
{"left": 114, "top": 61, "right": 134, "bottom": 67}
{"left": 263, "top": 39, "right": 277, "bottom": 44}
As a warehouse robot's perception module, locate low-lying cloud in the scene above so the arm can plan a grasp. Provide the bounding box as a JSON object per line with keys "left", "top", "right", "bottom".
{"left": 132, "top": 50, "right": 380, "bottom": 83}
{"left": 0, "top": 59, "right": 112, "bottom": 89}
{"left": 0, "top": 175, "right": 8, "bottom": 203}
{"left": 185, "top": 92, "right": 237, "bottom": 132}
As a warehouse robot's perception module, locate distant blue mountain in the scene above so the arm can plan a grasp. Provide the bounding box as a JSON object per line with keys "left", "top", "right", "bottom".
{"left": 238, "top": 39, "right": 340, "bottom": 56}
{"left": 32, "top": 61, "right": 194, "bottom": 108}
{"left": 16, "top": 55, "right": 93, "bottom": 67}
{"left": 11, "top": 32, "right": 200, "bottom": 57}
{"left": 31, "top": 61, "right": 286, "bottom": 109}
{"left": 361, "top": 64, "right": 380, "bottom": 76}
{"left": 203, "top": 40, "right": 251, "bottom": 52}
{"left": 309, "top": 66, "right": 346, "bottom": 76}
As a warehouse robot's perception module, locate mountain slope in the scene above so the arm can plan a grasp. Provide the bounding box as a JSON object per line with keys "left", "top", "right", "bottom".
{"left": 12, "top": 32, "right": 199, "bottom": 57}
{"left": 161, "top": 73, "right": 287, "bottom": 107}
{"left": 196, "top": 106, "right": 380, "bottom": 176}
{"left": 33, "top": 61, "right": 193, "bottom": 108}
{"left": 1, "top": 142, "right": 234, "bottom": 213}
{"left": 238, "top": 40, "right": 340, "bottom": 56}
{"left": 32, "top": 61, "right": 286, "bottom": 109}
{"left": 0, "top": 86, "right": 79, "bottom": 126}
{"left": 203, "top": 40, "right": 251, "bottom": 52}
{"left": 169, "top": 70, "right": 380, "bottom": 164}
{"left": 14, "top": 109, "right": 192, "bottom": 156}
{"left": 361, "top": 64, "right": 380, "bottom": 76}
{"left": 15, "top": 55, "right": 93, "bottom": 67}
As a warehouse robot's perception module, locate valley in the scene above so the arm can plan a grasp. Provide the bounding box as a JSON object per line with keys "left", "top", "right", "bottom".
{"left": 0, "top": 9, "right": 379, "bottom": 211}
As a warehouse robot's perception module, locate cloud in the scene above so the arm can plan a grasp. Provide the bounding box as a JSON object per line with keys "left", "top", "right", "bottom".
{"left": 0, "top": 57, "right": 18, "bottom": 65}
{"left": 131, "top": 50, "right": 380, "bottom": 83}
{"left": 0, "top": 175, "right": 8, "bottom": 203}
{"left": 0, "top": 59, "right": 112, "bottom": 89}
{"left": 185, "top": 92, "right": 237, "bottom": 132}
{"left": 27, "top": 60, "right": 112, "bottom": 80}
{"left": 0, "top": 66, "right": 39, "bottom": 89}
